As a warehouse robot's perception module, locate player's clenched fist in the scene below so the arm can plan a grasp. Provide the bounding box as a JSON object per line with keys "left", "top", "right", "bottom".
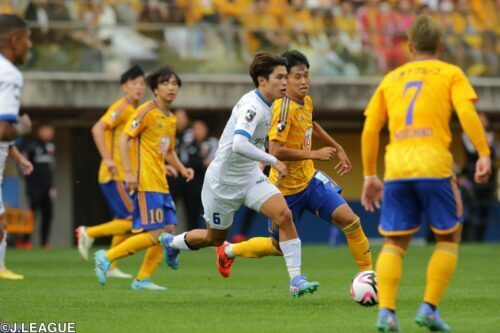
{"left": 313, "top": 147, "right": 336, "bottom": 161}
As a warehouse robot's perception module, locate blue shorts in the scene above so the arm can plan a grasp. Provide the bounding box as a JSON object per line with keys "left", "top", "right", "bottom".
{"left": 100, "top": 181, "right": 134, "bottom": 219}
{"left": 268, "top": 171, "right": 346, "bottom": 241}
{"left": 132, "top": 191, "right": 177, "bottom": 233}
{"left": 380, "top": 177, "right": 463, "bottom": 236}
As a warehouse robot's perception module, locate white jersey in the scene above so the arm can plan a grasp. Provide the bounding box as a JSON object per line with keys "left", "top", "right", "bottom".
{"left": 0, "top": 54, "right": 23, "bottom": 123}
{"left": 207, "top": 90, "right": 272, "bottom": 185}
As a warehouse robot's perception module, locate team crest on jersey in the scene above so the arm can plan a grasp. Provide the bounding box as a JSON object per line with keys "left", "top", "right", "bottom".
{"left": 245, "top": 110, "right": 256, "bottom": 122}
{"left": 131, "top": 119, "right": 140, "bottom": 129}
{"left": 277, "top": 121, "right": 287, "bottom": 132}
{"left": 110, "top": 111, "right": 119, "bottom": 120}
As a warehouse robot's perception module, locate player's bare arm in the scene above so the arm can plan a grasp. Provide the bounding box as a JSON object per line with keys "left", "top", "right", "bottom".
{"left": 312, "top": 121, "right": 352, "bottom": 175}
{"left": 8, "top": 145, "right": 33, "bottom": 175}
{"left": 269, "top": 139, "right": 335, "bottom": 162}
{"left": 164, "top": 149, "right": 194, "bottom": 182}
{"left": 118, "top": 132, "right": 136, "bottom": 192}
{"left": 91, "top": 120, "right": 117, "bottom": 175}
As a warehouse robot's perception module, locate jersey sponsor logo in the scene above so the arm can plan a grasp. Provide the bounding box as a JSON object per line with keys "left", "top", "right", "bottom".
{"left": 159, "top": 136, "right": 171, "bottom": 155}
{"left": 304, "top": 126, "right": 313, "bottom": 150}
{"left": 131, "top": 119, "right": 140, "bottom": 129}
{"left": 253, "top": 137, "right": 266, "bottom": 145}
{"left": 256, "top": 176, "right": 270, "bottom": 185}
{"left": 245, "top": 109, "right": 256, "bottom": 122}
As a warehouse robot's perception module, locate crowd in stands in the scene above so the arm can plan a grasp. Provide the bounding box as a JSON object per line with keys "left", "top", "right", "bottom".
{"left": 0, "top": 0, "right": 499, "bottom": 76}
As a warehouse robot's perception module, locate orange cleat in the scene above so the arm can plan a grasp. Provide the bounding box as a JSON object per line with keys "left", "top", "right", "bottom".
{"left": 216, "top": 241, "right": 235, "bottom": 278}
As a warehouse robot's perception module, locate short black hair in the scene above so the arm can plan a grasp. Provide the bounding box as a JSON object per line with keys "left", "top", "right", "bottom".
{"left": 281, "top": 50, "right": 310, "bottom": 71}
{"left": 146, "top": 66, "right": 182, "bottom": 92}
{"left": 120, "top": 65, "right": 144, "bottom": 84}
{"left": 0, "top": 14, "right": 28, "bottom": 47}
{"left": 249, "top": 53, "right": 288, "bottom": 87}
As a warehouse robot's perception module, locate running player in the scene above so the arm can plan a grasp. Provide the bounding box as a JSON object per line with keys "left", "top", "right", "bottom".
{"left": 76, "top": 65, "right": 145, "bottom": 279}
{"left": 361, "top": 15, "right": 492, "bottom": 332}
{"left": 0, "top": 14, "right": 32, "bottom": 280}
{"left": 159, "top": 53, "right": 319, "bottom": 297}
{"left": 94, "top": 66, "right": 194, "bottom": 291}
{"left": 215, "top": 50, "right": 372, "bottom": 280}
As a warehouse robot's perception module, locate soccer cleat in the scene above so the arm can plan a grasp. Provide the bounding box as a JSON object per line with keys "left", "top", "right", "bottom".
{"left": 76, "top": 226, "right": 94, "bottom": 261}
{"left": 216, "top": 241, "right": 235, "bottom": 278}
{"left": 131, "top": 279, "right": 167, "bottom": 291}
{"left": 290, "top": 275, "right": 320, "bottom": 297}
{"left": 415, "top": 303, "right": 451, "bottom": 332}
{"left": 107, "top": 267, "right": 132, "bottom": 279}
{"left": 94, "top": 250, "right": 111, "bottom": 285}
{"left": 0, "top": 269, "right": 24, "bottom": 280}
{"left": 159, "top": 233, "right": 179, "bottom": 270}
{"left": 376, "top": 308, "right": 401, "bottom": 333}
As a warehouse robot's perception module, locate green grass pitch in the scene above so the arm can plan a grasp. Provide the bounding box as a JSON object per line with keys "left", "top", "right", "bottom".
{"left": 1, "top": 244, "right": 499, "bottom": 333}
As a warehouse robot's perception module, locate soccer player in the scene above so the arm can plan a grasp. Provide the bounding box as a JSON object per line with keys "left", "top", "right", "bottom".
{"left": 361, "top": 15, "right": 492, "bottom": 333}
{"left": 159, "top": 53, "right": 319, "bottom": 297}
{"left": 215, "top": 50, "right": 372, "bottom": 278}
{"left": 0, "top": 14, "right": 32, "bottom": 280}
{"left": 76, "top": 65, "right": 146, "bottom": 279}
{"left": 94, "top": 66, "right": 194, "bottom": 291}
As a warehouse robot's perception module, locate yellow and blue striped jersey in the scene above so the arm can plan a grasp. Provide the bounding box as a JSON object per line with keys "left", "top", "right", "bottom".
{"left": 269, "top": 95, "right": 316, "bottom": 195}
{"left": 364, "top": 59, "right": 480, "bottom": 180}
{"left": 124, "top": 100, "right": 176, "bottom": 193}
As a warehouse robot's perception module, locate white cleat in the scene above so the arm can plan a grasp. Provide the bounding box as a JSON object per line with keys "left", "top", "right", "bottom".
{"left": 76, "top": 226, "right": 94, "bottom": 261}
{"left": 131, "top": 279, "right": 167, "bottom": 291}
{"left": 107, "top": 267, "right": 133, "bottom": 279}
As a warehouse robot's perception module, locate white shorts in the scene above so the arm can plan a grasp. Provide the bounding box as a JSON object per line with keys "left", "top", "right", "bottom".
{"left": 201, "top": 168, "right": 280, "bottom": 230}
{"left": 0, "top": 143, "right": 10, "bottom": 215}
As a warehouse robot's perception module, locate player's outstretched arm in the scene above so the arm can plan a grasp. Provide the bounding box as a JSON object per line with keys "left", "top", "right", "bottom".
{"left": 164, "top": 149, "right": 194, "bottom": 182}
{"left": 312, "top": 121, "right": 352, "bottom": 175}
{"left": 8, "top": 145, "right": 33, "bottom": 175}
{"left": 91, "top": 120, "right": 117, "bottom": 175}
{"left": 269, "top": 140, "right": 335, "bottom": 162}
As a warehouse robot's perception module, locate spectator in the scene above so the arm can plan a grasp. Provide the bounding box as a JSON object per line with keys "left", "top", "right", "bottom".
{"left": 168, "top": 108, "right": 190, "bottom": 202}
{"left": 461, "top": 113, "right": 497, "bottom": 242}
{"left": 242, "top": 0, "right": 289, "bottom": 52}
{"left": 20, "top": 124, "right": 56, "bottom": 250}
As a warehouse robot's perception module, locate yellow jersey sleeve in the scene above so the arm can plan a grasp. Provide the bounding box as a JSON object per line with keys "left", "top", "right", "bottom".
{"left": 451, "top": 69, "right": 478, "bottom": 106}
{"left": 100, "top": 99, "right": 129, "bottom": 129}
{"left": 124, "top": 108, "right": 149, "bottom": 138}
{"left": 269, "top": 98, "right": 293, "bottom": 143}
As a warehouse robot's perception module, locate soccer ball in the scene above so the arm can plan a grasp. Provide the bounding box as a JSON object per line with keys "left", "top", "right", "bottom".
{"left": 350, "top": 270, "right": 378, "bottom": 307}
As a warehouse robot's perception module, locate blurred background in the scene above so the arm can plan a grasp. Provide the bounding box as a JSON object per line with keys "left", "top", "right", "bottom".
{"left": 2, "top": 0, "right": 499, "bottom": 248}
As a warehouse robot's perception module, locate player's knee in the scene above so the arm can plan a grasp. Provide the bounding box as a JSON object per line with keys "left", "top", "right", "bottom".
{"left": 272, "top": 207, "right": 293, "bottom": 226}
{"left": 435, "top": 226, "right": 462, "bottom": 244}
{"left": 332, "top": 204, "right": 358, "bottom": 228}
{"left": 384, "top": 235, "right": 411, "bottom": 250}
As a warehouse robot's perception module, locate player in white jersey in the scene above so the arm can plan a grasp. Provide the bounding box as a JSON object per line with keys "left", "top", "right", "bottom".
{"left": 160, "top": 53, "right": 319, "bottom": 297}
{"left": 0, "top": 14, "right": 33, "bottom": 280}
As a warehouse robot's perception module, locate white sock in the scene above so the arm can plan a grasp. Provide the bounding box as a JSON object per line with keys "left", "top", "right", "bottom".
{"left": 224, "top": 243, "right": 235, "bottom": 259}
{"left": 0, "top": 230, "right": 7, "bottom": 271}
{"left": 279, "top": 238, "right": 301, "bottom": 281}
{"left": 171, "top": 232, "right": 191, "bottom": 250}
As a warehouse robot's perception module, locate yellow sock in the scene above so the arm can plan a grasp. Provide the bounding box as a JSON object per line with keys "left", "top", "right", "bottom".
{"left": 232, "top": 237, "right": 282, "bottom": 258}
{"left": 376, "top": 244, "right": 405, "bottom": 310}
{"left": 105, "top": 232, "right": 156, "bottom": 262}
{"left": 424, "top": 242, "right": 459, "bottom": 306}
{"left": 342, "top": 218, "right": 373, "bottom": 271}
{"left": 136, "top": 244, "right": 163, "bottom": 281}
{"left": 87, "top": 219, "right": 132, "bottom": 238}
{"left": 109, "top": 235, "right": 128, "bottom": 270}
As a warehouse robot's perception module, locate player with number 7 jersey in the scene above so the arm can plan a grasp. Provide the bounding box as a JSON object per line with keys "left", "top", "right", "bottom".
{"left": 361, "top": 15, "right": 491, "bottom": 333}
